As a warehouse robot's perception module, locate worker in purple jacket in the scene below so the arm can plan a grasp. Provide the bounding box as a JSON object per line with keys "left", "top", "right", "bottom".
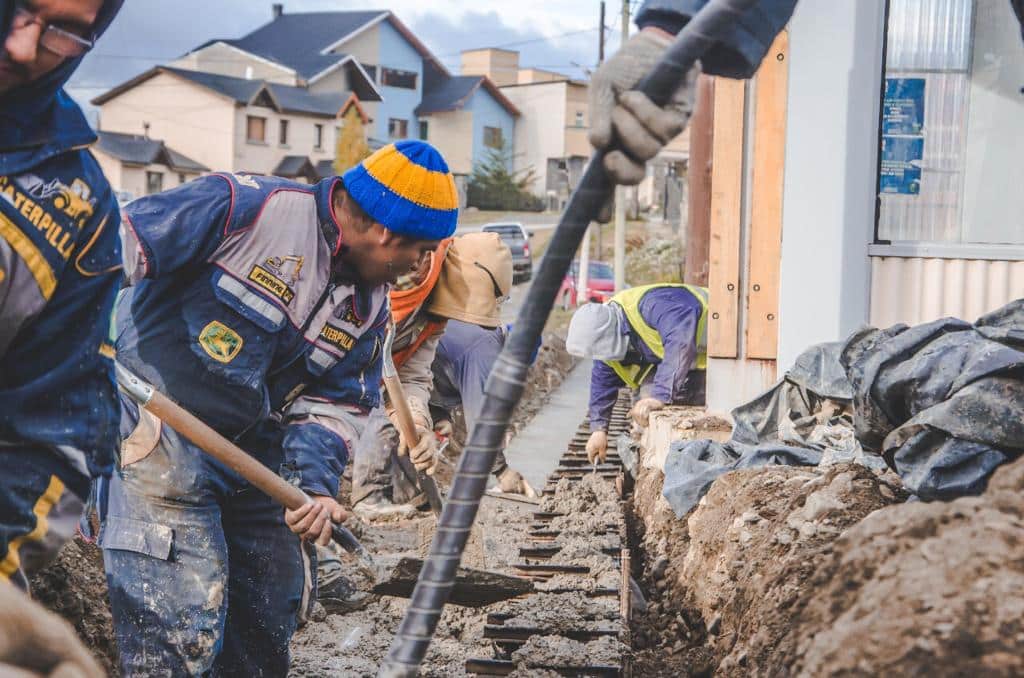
{"left": 566, "top": 284, "right": 709, "bottom": 463}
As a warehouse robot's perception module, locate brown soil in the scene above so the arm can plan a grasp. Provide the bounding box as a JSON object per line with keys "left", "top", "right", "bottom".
{"left": 28, "top": 537, "right": 118, "bottom": 675}
{"left": 629, "top": 404, "right": 1024, "bottom": 677}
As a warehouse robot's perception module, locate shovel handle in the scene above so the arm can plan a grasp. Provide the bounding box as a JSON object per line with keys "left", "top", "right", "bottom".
{"left": 116, "top": 363, "right": 370, "bottom": 561}
{"left": 383, "top": 375, "right": 444, "bottom": 516}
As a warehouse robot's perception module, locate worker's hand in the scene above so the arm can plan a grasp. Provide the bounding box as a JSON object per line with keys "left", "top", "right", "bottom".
{"left": 586, "top": 430, "right": 609, "bottom": 465}
{"left": 630, "top": 397, "right": 666, "bottom": 427}
{"left": 433, "top": 419, "right": 454, "bottom": 438}
{"left": 495, "top": 468, "right": 538, "bottom": 498}
{"left": 285, "top": 496, "right": 349, "bottom": 547}
{"left": 589, "top": 28, "right": 699, "bottom": 186}
{"left": 0, "top": 580, "right": 104, "bottom": 678}
{"left": 398, "top": 422, "right": 440, "bottom": 475}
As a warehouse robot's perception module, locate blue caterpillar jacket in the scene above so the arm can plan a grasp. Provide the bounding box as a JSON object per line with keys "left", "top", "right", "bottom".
{"left": 116, "top": 173, "right": 388, "bottom": 498}
{"left": 0, "top": 0, "right": 125, "bottom": 478}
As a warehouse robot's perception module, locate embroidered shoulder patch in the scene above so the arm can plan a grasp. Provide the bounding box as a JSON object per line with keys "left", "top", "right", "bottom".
{"left": 199, "top": 321, "right": 244, "bottom": 363}
{"left": 248, "top": 264, "right": 295, "bottom": 305}
{"left": 319, "top": 324, "right": 356, "bottom": 352}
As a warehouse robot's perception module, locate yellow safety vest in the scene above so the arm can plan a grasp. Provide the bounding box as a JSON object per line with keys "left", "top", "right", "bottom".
{"left": 606, "top": 283, "right": 709, "bottom": 389}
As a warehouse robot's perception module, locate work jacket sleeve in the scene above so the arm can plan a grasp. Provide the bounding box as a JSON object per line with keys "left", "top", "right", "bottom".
{"left": 635, "top": 0, "right": 797, "bottom": 78}
{"left": 589, "top": 360, "right": 625, "bottom": 433}
{"left": 385, "top": 331, "right": 441, "bottom": 428}
{"left": 640, "top": 288, "right": 700, "bottom": 404}
{"left": 282, "top": 316, "right": 388, "bottom": 498}
{"left": 119, "top": 174, "right": 233, "bottom": 283}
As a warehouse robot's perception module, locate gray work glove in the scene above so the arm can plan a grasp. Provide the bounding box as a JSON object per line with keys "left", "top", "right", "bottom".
{"left": 589, "top": 29, "right": 699, "bottom": 187}
{"left": 0, "top": 581, "right": 104, "bottom": 678}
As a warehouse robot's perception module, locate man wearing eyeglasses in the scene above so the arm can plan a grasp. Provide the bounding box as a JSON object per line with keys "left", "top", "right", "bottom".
{"left": 0, "top": 0, "right": 122, "bottom": 585}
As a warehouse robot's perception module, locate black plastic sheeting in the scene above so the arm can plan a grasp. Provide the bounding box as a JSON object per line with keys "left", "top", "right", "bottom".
{"left": 662, "top": 300, "right": 1024, "bottom": 517}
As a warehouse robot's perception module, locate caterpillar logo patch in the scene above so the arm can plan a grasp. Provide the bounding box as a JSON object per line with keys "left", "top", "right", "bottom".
{"left": 319, "top": 324, "right": 356, "bottom": 352}
{"left": 199, "top": 321, "right": 244, "bottom": 363}
{"left": 248, "top": 264, "right": 295, "bottom": 305}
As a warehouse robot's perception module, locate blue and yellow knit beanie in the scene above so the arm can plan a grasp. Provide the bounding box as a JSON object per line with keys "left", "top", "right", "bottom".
{"left": 342, "top": 140, "right": 458, "bottom": 240}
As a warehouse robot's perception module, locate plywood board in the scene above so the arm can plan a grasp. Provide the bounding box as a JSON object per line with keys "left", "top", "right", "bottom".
{"left": 745, "top": 31, "right": 789, "bottom": 360}
{"left": 707, "top": 77, "right": 746, "bottom": 358}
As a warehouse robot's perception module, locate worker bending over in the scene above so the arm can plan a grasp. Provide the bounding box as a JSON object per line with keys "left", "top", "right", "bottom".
{"left": 103, "top": 141, "right": 456, "bottom": 675}
{"left": 351, "top": 232, "right": 532, "bottom": 519}
{"left": 566, "top": 284, "right": 709, "bottom": 463}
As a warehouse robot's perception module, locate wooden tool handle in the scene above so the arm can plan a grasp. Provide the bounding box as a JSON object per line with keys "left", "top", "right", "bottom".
{"left": 383, "top": 375, "right": 421, "bottom": 446}
{"left": 146, "top": 390, "right": 308, "bottom": 510}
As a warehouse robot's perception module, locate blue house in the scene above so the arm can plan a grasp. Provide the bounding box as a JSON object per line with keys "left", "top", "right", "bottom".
{"left": 167, "top": 5, "right": 519, "bottom": 199}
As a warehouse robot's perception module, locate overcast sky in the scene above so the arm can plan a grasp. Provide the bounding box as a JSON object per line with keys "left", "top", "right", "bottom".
{"left": 69, "top": 0, "right": 631, "bottom": 117}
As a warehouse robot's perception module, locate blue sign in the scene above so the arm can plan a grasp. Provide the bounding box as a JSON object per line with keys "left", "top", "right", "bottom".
{"left": 880, "top": 136, "right": 924, "bottom": 195}
{"left": 882, "top": 78, "right": 925, "bottom": 135}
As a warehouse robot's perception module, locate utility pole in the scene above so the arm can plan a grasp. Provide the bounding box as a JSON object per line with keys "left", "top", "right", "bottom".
{"left": 579, "top": 1, "right": 608, "bottom": 306}
{"left": 613, "top": 0, "right": 629, "bottom": 291}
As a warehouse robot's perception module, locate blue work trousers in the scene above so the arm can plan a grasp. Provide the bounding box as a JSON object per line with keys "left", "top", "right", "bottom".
{"left": 101, "top": 396, "right": 312, "bottom": 677}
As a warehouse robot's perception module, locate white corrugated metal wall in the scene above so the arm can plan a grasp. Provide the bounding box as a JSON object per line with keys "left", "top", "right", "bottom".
{"left": 870, "top": 257, "right": 1024, "bottom": 327}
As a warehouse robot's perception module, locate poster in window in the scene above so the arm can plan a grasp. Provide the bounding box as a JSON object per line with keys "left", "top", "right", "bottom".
{"left": 879, "top": 136, "right": 923, "bottom": 195}
{"left": 882, "top": 78, "right": 925, "bottom": 135}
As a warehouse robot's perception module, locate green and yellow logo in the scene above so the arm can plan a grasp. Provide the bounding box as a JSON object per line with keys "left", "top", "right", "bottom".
{"left": 198, "top": 321, "right": 244, "bottom": 363}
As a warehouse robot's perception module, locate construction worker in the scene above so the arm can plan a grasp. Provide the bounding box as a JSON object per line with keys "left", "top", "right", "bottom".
{"left": 588, "top": 0, "right": 797, "bottom": 188}
{"left": 351, "top": 232, "right": 533, "bottom": 519}
{"left": 429, "top": 319, "right": 539, "bottom": 497}
{"left": 0, "top": 1, "right": 124, "bottom": 674}
{"left": 566, "top": 284, "right": 708, "bottom": 463}
{"left": 102, "top": 141, "right": 457, "bottom": 675}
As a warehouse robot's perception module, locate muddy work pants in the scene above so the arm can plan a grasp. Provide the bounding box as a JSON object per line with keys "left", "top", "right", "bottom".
{"left": 101, "top": 396, "right": 311, "bottom": 677}
{"left": 0, "top": 446, "right": 88, "bottom": 590}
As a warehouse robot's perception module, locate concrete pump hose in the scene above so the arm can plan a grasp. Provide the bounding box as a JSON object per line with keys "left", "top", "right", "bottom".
{"left": 378, "top": 0, "right": 764, "bottom": 674}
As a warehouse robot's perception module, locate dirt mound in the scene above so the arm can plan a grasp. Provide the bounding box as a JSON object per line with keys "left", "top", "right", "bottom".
{"left": 631, "top": 461, "right": 903, "bottom": 676}
{"left": 28, "top": 537, "right": 118, "bottom": 675}
{"left": 787, "top": 456, "right": 1024, "bottom": 677}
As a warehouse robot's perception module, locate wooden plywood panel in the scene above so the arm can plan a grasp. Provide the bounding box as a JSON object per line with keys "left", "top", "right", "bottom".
{"left": 707, "top": 77, "right": 746, "bottom": 358}
{"left": 746, "top": 31, "right": 789, "bottom": 360}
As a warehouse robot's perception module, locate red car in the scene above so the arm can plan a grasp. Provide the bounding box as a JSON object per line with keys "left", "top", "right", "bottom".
{"left": 559, "top": 260, "right": 616, "bottom": 309}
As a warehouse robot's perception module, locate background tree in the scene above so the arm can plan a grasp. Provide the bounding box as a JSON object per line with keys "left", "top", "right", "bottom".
{"left": 334, "top": 106, "right": 371, "bottom": 175}
{"left": 466, "top": 144, "right": 543, "bottom": 212}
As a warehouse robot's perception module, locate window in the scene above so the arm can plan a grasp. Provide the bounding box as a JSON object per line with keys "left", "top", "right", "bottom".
{"left": 419, "top": 120, "right": 428, "bottom": 141}
{"left": 314, "top": 123, "right": 323, "bottom": 150}
{"left": 246, "top": 115, "right": 266, "bottom": 143}
{"left": 388, "top": 118, "right": 408, "bottom": 140}
{"left": 178, "top": 173, "right": 187, "bottom": 184}
{"left": 483, "top": 126, "right": 504, "bottom": 150}
{"left": 574, "top": 111, "right": 584, "bottom": 127}
{"left": 381, "top": 67, "right": 417, "bottom": 89}
{"left": 877, "top": 0, "right": 1024, "bottom": 247}
{"left": 279, "top": 119, "right": 289, "bottom": 146}
{"left": 145, "top": 171, "right": 163, "bottom": 195}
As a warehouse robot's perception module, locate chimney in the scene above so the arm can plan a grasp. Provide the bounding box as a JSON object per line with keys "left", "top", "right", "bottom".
{"left": 272, "top": 3, "right": 283, "bottom": 18}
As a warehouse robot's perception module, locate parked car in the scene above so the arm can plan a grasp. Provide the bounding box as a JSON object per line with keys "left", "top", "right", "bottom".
{"left": 481, "top": 222, "right": 533, "bottom": 283}
{"left": 559, "top": 260, "right": 616, "bottom": 309}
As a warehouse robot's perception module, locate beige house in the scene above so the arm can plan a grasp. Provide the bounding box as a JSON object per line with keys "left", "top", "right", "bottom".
{"left": 93, "top": 66, "right": 377, "bottom": 190}
{"left": 92, "top": 131, "right": 208, "bottom": 202}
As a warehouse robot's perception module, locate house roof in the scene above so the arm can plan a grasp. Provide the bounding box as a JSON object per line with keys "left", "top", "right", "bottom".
{"left": 273, "top": 155, "right": 318, "bottom": 180}
{"left": 93, "top": 66, "right": 379, "bottom": 116}
{"left": 415, "top": 75, "right": 520, "bottom": 117}
{"left": 95, "top": 131, "right": 208, "bottom": 172}
{"left": 186, "top": 10, "right": 450, "bottom": 82}
{"left": 316, "top": 159, "right": 337, "bottom": 179}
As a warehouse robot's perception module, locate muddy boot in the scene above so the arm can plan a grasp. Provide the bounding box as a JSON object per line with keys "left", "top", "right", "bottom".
{"left": 352, "top": 492, "right": 418, "bottom": 521}
{"left": 316, "top": 546, "right": 372, "bottom": 614}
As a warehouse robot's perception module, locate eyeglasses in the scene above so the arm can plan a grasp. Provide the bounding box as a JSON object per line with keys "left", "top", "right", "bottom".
{"left": 10, "top": 1, "right": 95, "bottom": 58}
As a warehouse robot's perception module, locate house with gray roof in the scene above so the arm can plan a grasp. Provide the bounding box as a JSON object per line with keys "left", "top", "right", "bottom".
{"left": 92, "top": 5, "right": 519, "bottom": 202}
{"left": 92, "top": 130, "right": 208, "bottom": 203}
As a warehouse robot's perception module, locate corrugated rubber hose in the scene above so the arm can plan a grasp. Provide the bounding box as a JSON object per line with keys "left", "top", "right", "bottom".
{"left": 378, "top": 0, "right": 763, "bottom": 674}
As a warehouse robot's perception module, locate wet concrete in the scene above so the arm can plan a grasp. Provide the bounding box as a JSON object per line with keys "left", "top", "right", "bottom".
{"left": 502, "top": 359, "right": 593, "bottom": 491}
